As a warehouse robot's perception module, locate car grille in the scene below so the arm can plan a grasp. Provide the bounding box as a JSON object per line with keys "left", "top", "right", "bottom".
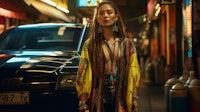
{"left": 0, "top": 75, "right": 57, "bottom": 91}
{"left": 0, "top": 57, "right": 79, "bottom": 92}
{"left": 0, "top": 77, "right": 23, "bottom": 91}
{"left": 21, "top": 74, "right": 57, "bottom": 91}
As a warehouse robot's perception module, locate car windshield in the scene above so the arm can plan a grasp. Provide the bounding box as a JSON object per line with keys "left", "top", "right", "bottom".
{"left": 0, "top": 24, "right": 84, "bottom": 51}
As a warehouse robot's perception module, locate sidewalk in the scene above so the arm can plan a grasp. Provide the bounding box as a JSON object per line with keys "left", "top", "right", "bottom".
{"left": 138, "top": 76, "right": 167, "bottom": 112}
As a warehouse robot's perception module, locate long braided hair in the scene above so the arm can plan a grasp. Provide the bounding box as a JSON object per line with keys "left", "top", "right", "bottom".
{"left": 88, "top": 1, "right": 127, "bottom": 77}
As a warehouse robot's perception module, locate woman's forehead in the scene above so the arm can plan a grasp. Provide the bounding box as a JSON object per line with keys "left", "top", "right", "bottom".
{"left": 98, "top": 4, "right": 114, "bottom": 11}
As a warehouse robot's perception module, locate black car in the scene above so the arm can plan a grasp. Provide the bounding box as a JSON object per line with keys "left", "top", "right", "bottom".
{"left": 0, "top": 23, "right": 88, "bottom": 112}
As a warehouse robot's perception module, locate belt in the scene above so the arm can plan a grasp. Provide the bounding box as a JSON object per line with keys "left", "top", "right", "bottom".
{"left": 95, "top": 74, "right": 114, "bottom": 89}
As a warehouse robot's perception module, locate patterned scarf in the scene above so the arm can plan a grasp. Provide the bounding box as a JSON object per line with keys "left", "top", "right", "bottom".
{"left": 89, "top": 38, "right": 134, "bottom": 112}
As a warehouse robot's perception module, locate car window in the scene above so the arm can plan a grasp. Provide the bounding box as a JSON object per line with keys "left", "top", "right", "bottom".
{"left": 0, "top": 25, "right": 84, "bottom": 51}
{"left": 0, "top": 30, "right": 12, "bottom": 50}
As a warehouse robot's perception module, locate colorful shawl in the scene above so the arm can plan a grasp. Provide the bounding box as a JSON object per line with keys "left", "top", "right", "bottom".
{"left": 76, "top": 38, "right": 140, "bottom": 112}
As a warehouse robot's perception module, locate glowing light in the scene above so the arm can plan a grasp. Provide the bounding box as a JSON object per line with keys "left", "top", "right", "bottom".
{"left": 155, "top": 6, "right": 161, "bottom": 16}
{"left": 154, "top": 3, "right": 161, "bottom": 17}
{"left": 0, "top": 7, "right": 26, "bottom": 19}
{"left": 78, "top": 0, "right": 102, "bottom": 7}
{"left": 133, "top": 38, "right": 137, "bottom": 42}
{"left": 41, "top": 0, "right": 69, "bottom": 13}
{"left": 56, "top": 6, "right": 69, "bottom": 13}
{"left": 0, "top": 54, "right": 9, "bottom": 58}
{"left": 41, "top": 0, "right": 56, "bottom": 7}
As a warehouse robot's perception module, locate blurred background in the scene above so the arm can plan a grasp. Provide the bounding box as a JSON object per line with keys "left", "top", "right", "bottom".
{"left": 1, "top": 0, "right": 200, "bottom": 112}
{"left": 0, "top": 0, "right": 200, "bottom": 89}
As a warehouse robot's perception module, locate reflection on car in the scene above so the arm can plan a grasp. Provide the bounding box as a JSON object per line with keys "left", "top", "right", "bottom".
{"left": 0, "top": 23, "right": 88, "bottom": 112}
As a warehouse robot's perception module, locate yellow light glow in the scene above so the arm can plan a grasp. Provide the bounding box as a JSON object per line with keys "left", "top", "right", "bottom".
{"left": 41, "top": 0, "right": 56, "bottom": 7}
{"left": 41, "top": 0, "right": 69, "bottom": 13}
{"left": 56, "top": 6, "right": 69, "bottom": 13}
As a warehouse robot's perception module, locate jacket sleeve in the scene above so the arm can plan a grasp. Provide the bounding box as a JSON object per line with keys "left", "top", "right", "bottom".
{"left": 126, "top": 41, "right": 141, "bottom": 112}
{"left": 76, "top": 39, "right": 92, "bottom": 99}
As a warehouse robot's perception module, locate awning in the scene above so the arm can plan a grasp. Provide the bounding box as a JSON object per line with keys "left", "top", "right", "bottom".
{"left": 24, "top": 0, "right": 72, "bottom": 22}
{"left": 0, "top": 0, "right": 27, "bottom": 19}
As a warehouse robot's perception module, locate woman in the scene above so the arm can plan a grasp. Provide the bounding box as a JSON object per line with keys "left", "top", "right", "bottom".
{"left": 76, "top": 1, "right": 140, "bottom": 112}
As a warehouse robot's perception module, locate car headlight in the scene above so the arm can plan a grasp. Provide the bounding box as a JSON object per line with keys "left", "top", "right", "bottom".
{"left": 56, "top": 74, "right": 76, "bottom": 90}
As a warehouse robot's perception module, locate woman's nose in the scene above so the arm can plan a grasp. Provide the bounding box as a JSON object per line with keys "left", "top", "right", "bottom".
{"left": 104, "top": 12, "right": 109, "bottom": 17}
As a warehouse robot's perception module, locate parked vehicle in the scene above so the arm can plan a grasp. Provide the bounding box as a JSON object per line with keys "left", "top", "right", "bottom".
{"left": 0, "top": 23, "right": 88, "bottom": 112}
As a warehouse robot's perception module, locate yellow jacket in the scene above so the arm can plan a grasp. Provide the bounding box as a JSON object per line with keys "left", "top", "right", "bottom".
{"left": 76, "top": 39, "right": 140, "bottom": 112}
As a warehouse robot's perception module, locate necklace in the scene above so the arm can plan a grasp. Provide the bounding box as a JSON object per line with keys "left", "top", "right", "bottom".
{"left": 103, "top": 39, "right": 116, "bottom": 75}
{"left": 103, "top": 39, "right": 119, "bottom": 86}
{"left": 104, "top": 39, "right": 116, "bottom": 47}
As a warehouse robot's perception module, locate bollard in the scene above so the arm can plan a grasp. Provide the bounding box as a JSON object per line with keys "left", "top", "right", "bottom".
{"left": 178, "top": 75, "right": 188, "bottom": 84}
{"left": 144, "top": 59, "right": 154, "bottom": 84}
{"left": 164, "top": 64, "right": 175, "bottom": 83}
{"left": 185, "top": 71, "right": 195, "bottom": 87}
{"left": 139, "top": 57, "right": 145, "bottom": 77}
{"left": 164, "top": 77, "right": 178, "bottom": 112}
{"left": 154, "top": 55, "right": 165, "bottom": 85}
{"left": 188, "top": 79, "right": 200, "bottom": 112}
{"left": 153, "top": 59, "right": 159, "bottom": 84}
{"left": 169, "top": 82, "right": 189, "bottom": 112}
{"left": 178, "top": 70, "right": 188, "bottom": 83}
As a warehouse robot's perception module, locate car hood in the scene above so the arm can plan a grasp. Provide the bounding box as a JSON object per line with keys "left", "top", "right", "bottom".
{"left": 0, "top": 50, "right": 80, "bottom": 91}
{"left": 0, "top": 50, "right": 80, "bottom": 77}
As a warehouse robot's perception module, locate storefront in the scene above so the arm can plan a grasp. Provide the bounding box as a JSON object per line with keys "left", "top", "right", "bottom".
{"left": 0, "top": 0, "right": 27, "bottom": 33}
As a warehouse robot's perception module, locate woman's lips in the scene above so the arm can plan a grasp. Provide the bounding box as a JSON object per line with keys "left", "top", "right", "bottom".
{"left": 104, "top": 20, "right": 109, "bottom": 23}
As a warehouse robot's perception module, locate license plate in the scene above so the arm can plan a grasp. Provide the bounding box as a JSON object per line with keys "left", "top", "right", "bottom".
{"left": 0, "top": 91, "right": 29, "bottom": 105}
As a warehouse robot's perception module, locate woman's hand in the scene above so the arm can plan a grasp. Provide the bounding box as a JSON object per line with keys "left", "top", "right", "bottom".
{"left": 132, "top": 99, "right": 138, "bottom": 112}
{"left": 80, "top": 93, "right": 88, "bottom": 102}
{"left": 132, "top": 88, "right": 139, "bottom": 112}
{"left": 79, "top": 93, "right": 89, "bottom": 112}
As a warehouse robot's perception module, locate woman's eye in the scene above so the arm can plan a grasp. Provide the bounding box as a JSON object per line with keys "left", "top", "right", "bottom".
{"left": 108, "top": 12, "right": 112, "bottom": 14}
{"left": 107, "top": 10, "right": 114, "bottom": 15}
{"left": 98, "top": 10, "right": 114, "bottom": 16}
{"left": 98, "top": 12, "right": 104, "bottom": 16}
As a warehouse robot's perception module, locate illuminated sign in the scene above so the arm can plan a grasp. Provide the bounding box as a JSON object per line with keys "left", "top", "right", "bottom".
{"left": 77, "top": 0, "right": 102, "bottom": 7}
{"left": 183, "top": 0, "right": 192, "bottom": 58}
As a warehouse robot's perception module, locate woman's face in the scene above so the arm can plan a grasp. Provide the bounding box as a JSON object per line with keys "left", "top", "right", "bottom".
{"left": 97, "top": 4, "right": 117, "bottom": 27}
